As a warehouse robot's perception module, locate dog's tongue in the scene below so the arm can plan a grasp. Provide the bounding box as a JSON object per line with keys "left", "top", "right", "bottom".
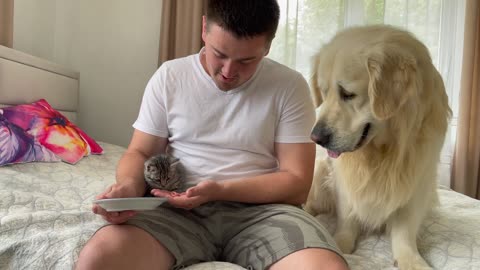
{"left": 327, "top": 150, "right": 341, "bottom": 159}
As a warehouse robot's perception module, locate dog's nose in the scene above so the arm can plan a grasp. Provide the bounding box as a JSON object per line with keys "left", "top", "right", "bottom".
{"left": 311, "top": 124, "right": 332, "bottom": 147}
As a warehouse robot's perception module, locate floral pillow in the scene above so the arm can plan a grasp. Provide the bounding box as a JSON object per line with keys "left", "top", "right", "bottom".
{"left": 0, "top": 114, "right": 61, "bottom": 165}
{"left": 0, "top": 99, "right": 103, "bottom": 165}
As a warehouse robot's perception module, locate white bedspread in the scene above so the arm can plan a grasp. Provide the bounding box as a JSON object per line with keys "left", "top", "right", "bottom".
{"left": 1, "top": 143, "right": 479, "bottom": 270}
{"left": 316, "top": 186, "right": 480, "bottom": 270}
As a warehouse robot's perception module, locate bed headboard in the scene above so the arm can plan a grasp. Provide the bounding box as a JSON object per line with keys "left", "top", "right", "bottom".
{"left": 0, "top": 45, "right": 79, "bottom": 123}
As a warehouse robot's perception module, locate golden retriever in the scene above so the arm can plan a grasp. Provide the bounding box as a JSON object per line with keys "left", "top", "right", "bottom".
{"left": 304, "top": 25, "right": 451, "bottom": 270}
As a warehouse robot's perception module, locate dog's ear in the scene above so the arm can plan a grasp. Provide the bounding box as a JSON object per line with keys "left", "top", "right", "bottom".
{"left": 310, "top": 52, "right": 323, "bottom": 108}
{"left": 366, "top": 45, "right": 417, "bottom": 120}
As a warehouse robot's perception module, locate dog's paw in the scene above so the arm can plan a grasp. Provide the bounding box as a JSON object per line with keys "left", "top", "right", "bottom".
{"left": 394, "top": 255, "right": 432, "bottom": 270}
{"left": 334, "top": 232, "right": 355, "bottom": 254}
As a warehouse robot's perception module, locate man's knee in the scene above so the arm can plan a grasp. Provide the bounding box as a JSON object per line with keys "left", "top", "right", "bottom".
{"left": 314, "top": 248, "right": 349, "bottom": 270}
{"left": 269, "top": 247, "right": 348, "bottom": 270}
{"left": 76, "top": 225, "right": 176, "bottom": 270}
{"left": 76, "top": 226, "right": 126, "bottom": 269}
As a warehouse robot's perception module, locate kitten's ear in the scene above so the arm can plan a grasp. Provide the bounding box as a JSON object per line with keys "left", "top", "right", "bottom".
{"left": 146, "top": 161, "right": 158, "bottom": 172}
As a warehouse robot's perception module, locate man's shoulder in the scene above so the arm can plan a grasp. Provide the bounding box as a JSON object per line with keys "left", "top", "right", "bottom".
{"left": 161, "top": 53, "right": 197, "bottom": 69}
{"left": 154, "top": 53, "right": 199, "bottom": 81}
{"left": 260, "top": 58, "right": 305, "bottom": 85}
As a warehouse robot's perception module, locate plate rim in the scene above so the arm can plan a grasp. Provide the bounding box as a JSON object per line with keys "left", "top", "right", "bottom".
{"left": 93, "top": 197, "right": 168, "bottom": 203}
{"left": 93, "top": 197, "right": 168, "bottom": 211}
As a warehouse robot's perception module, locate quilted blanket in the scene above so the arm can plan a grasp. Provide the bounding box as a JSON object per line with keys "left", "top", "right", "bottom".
{"left": 0, "top": 142, "right": 479, "bottom": 270}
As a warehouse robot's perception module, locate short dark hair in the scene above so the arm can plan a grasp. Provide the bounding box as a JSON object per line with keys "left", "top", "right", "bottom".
{"left": 206, "top": 0, "right": 280, "bottom": 42}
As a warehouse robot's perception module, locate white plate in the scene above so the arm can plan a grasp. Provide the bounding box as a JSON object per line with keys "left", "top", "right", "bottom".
{"left": 93, "top": 197, "right": 168, "bottom": 212}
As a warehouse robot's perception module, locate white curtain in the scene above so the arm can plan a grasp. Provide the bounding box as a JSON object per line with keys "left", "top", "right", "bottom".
{"left": 269, "top": 0, "right": 466, "bottom": 187}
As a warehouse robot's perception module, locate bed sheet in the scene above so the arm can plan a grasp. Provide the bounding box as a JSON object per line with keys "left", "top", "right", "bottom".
{"left": 1, "top": 142, "right": 479, "bottom": 270}
{"left": 316, "top": 185, "right": 480, "bottom": 270}
{"left": 0, "top": 143, "right": 122, "bottom": 269}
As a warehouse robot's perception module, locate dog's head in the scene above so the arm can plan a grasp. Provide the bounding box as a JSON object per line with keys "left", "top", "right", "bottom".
{"left": 310, "top": 26, "right": 420, "bottom": 158}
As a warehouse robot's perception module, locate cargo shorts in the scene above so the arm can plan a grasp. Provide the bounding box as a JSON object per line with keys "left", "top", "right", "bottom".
{"left": 123, "top": 201, "right": 344, "bottom": 270}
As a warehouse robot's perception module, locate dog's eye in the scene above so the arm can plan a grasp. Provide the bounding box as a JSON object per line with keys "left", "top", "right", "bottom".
{"left": 338, "top": 85, "right": 356, "bottom": 101}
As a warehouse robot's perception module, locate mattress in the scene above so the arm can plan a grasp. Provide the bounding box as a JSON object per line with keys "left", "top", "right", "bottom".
{"left": 0, "top": 142, "right": 479, "bottom": 270}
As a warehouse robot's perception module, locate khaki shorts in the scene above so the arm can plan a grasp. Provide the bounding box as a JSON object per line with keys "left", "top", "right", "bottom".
{"left": 123, "top": 201, "right": 344, "bottom": 270}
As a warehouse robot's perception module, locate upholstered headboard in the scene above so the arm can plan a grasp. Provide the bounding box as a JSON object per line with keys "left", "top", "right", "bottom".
{"left": 0, "top": 45, "right": 79, "bottom": 122}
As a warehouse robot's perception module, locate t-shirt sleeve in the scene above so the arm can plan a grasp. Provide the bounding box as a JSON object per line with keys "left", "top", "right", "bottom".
{"left": 132, "top": 67, "right": 170, "bottom": 138}
{"left": 275, "top": 73, "right": 316, "bottom": 143}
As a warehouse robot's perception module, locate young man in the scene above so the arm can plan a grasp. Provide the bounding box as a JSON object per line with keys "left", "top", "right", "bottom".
{"left": 76, "top": 1, "right": 347, "bottom": 269}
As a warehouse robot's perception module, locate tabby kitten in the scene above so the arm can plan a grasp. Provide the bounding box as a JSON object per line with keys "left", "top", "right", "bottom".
{"left": 144, "top": 154, "right": 184, "bottom": 192}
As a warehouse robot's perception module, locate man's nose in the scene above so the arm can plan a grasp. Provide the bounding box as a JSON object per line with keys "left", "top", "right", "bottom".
{"left": 222, "top": 60, "right": 237, "bottom": 78}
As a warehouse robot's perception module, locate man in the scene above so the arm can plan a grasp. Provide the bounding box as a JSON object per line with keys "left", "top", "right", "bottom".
{"left": 76, "top": 1, "right": 347, "bottom": 269}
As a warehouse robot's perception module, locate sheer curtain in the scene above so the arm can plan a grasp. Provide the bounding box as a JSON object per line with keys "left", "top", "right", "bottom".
{"left": 269, "top": 0, "right": 466, "bottom": 188}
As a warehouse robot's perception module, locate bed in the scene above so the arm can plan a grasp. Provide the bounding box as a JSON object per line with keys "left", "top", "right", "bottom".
{"left": 1, "top": 45, "right": 479, "bottom": 270}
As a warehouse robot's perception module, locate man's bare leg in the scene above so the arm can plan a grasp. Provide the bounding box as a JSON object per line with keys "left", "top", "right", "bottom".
{"left": 75, "top": 225, "right": 174, "bottom": 270}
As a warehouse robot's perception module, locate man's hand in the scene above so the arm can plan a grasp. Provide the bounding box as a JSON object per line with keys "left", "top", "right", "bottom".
{"left": 151, "top": 180, "right": 222, "bottom": 210}
{"left": 92, "top": 183, "right": 144, "bottom": 224}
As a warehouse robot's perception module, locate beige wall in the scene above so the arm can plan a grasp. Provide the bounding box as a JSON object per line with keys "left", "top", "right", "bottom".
{"left": 13, "top": 0, "right": 162, "bottom": 147}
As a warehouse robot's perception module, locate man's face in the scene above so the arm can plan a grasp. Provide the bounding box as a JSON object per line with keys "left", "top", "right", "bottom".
{"left": 201, "top": 17, "right": 270, "bottom": 91}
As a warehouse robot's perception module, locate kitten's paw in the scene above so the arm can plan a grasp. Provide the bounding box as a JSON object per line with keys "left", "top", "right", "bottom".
{"left": 395, "top": 255, "right": 431, "bottom": 270}
{"left": 334, "top": 232, "right": 356, "bottom": 254}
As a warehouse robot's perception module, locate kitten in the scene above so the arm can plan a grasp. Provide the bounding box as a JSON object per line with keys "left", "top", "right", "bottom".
{"left": 144, "top": 154, "right": 184, "bottom": 192}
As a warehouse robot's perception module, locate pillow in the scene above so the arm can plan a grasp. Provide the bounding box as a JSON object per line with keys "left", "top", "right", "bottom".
{"left": 0, "top": 114, "right": 61, "bottom": 166}
{"left": 0, "top": 99, "right": 103, "bottom": 164}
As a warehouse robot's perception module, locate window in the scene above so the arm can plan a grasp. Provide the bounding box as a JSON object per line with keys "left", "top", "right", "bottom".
{"left": 269, "top": 0, "right": 467, "bottom": 187}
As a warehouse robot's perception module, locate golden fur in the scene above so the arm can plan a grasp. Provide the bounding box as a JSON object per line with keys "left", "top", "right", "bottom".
{"left": 304, "top": 25, "right": 451, "bottom": 270}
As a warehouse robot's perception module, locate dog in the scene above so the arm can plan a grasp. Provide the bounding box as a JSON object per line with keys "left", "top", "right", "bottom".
{"left": 304, "top": 25, "right": 452, "bottom": 270}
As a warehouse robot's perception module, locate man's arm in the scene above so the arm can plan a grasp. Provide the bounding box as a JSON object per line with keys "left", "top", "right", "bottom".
{"left": 93, "top": 129, "right": 168, "bottom": 223}
{"left": 156, "top": 142, "right": 316, "bottom": 207}
{"left": 218, "top": 142, "right": 315, "bottom": 205}
{"left": 116, "top": 129, "right": 169, "bottom": 196}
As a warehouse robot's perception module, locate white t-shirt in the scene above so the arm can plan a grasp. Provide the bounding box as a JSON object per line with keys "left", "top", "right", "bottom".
{"left": 133, "top": 50, "right": 315, "bottom": 186}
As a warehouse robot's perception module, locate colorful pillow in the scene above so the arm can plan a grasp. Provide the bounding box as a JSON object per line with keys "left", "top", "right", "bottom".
{"left": 0, "top": 114, "right": 61, "bottom": 165}
{"left": 0, "top": 99, "right": 103, "bottom": 164}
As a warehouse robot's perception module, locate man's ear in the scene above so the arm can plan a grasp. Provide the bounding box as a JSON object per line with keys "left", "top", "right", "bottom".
{"left": 264, "top": 47, "right": 270, "bottom": 56}
{"left": 366, "top": 44, "right": 418, "bottom": 120}
{"left": 264, "top": 41, "right": 271, "bottom": 56}
{"left": 202, "top": 16, "right": 208, "bottom": 42}
{"left": 310, "top": 52, "right": 323, "bottom": 108}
